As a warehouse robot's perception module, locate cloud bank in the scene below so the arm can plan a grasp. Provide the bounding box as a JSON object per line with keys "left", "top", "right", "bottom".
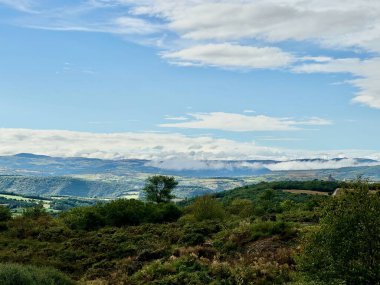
{"left": 160, "top": 112, "right": 332, "bottom": 132}
{"left": 0, "top": 128, "right": 284, "bottom": 160}
{"left": 0, "top": 128, "right": 379, "bottom": 169}
{"left": 146, "top": 158, "right": 380, "bottom": 172}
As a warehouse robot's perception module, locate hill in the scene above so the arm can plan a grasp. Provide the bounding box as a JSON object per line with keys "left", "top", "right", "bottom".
{"left": 0, "top": 180, "right": 377, "bottom": 284}
{"left": 0, "top": 154, "right": 379, "bottom": 198}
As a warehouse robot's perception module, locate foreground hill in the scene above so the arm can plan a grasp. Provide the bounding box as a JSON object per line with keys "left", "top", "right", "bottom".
{"left": 0, "top": 180, "right": 377, "bottom": 284}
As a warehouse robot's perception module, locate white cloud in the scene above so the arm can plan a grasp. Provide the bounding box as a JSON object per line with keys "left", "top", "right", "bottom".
{"left": 295, "top": 57, "right": 380, "bottom": 109}
{"left": 146, "top": 157, "right": 380, "bottom": 171}
{"left": 146, "top": 159, "right": 263, "bottom": 171}
{"left": 0, "top": 128, "right": 379, "bottom": 171}
{"left": 112, "top": 16, "right": 161, "bottom": 34}
{"left": 0, "top": 0, "right": 34, "bottom": 12}
{"left": 159, "top": 112, "right": 332, "bottom": 132}
{"left": 4, "top": 0, "right": 380, "bottom": 108}
{"left": 126, "top": 0, "right": 380, "bottom": 52}
{"left": 164, "top": 116, "right": 189, "bottom": 121}
{"left": 265, "top": 158, "right": 380, "bottom": 171}
{"left": 0, "top": 128, "right": 285, "bottom": 161}
{"left": 162, "top": 43, "right": 295, "bottom": 69}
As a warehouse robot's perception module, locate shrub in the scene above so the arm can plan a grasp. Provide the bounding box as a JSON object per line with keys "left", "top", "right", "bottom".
{"left": 298, "top": 181, "right": 380, "bottom": 285}
{"left": 179, "top": 232, "right": 205, "bottom": 246}
{"left": 0, "top": 263, "right": 76, "bottom": 285}
{"left": 251, "top": 221, "right": 295, "bottom": 241}
{"left": 0, "top": 206, "right": 11, "bottom": 222}
{"left": 152, "top": 203, "right": 182, "bottom": 223}
{"left": 186, "top": 196, "right": 225, "bottom": 221}
{"left": 61, "top": 206, "right": 105, "bottom": 231}
{"left": 227, "top": 199, "right": 254, "bottom": 218}
{"left": 22, "top": 204, "right": 48, "bottom": 219}
{"left": 61, "top": 199, "right": 182, "bottom": 230}
{"left": 102, "top": 199, "right": 148, "bottom": 227}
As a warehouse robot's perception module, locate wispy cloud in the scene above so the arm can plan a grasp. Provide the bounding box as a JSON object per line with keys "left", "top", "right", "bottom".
{"left": 162, "top": 43, "right": 295, "bottom": 69}
{"left": 0, "top": 0, "right": 35, "bottom": 12}
{"left": 159, "top": 112, "right": 332, "bottom": 132}
{"left": 294, "top": 57, "right": 380, "bottom": 109}
{"left": 164, "top": 116, "right": 189, "bottom": 121}
{"left": 3, "top": 0, "right": 380, "bottom": 109}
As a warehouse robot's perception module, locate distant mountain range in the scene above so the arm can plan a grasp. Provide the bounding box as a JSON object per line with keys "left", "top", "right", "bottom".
{"left": 0, "top": 153, "right": 379, "bottom": 198}
{"left": 0, "top": 153, "right": 378, "bottom": 177}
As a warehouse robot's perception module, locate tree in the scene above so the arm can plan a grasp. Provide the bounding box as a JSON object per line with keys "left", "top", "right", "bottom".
{"left": 22, "top": 203, "right": 47, "bottom": 219}
{"left": 298, "top": 180, "right": 380, "bottom": 285}
{"left": 0, "top": 206, "right": 11, "bottom": 222}
{"left": 142, "top": 175, "right": 178, "bottom": 203}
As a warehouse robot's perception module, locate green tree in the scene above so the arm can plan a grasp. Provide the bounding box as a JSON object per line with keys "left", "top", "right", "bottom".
{"left": 142, "top": 175, "right": 178, "bottom": 203}
{"left": 22, "top": 203, "right": 47, "bottom": 219}
{"left": 298, "top": 180, "right": 380, "bottom": 284}
{"left": 0, "top": 205, "right": 11, "bottom": 222}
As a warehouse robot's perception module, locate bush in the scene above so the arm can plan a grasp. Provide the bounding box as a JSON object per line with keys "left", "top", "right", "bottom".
{"left": 298, "top": 181, "right": 380, "bottom": 284}
{"left": 186, "top": 196, "right": 225, "bottom": 221}
{"left": 60, "top": 205, "right": 105, "bottom": 231}
{"left": 251, "top": 221, "right": 295, "bottom": 241}
{"left": 61, "top": 199, "right": 182, "bottom": 230}
{"left": 227, "top": 199, "right": 254, "bottom": 218}
{"left": 151, "top": 203, "right": 182, "bottom": 223}
{"left": 22, "top": 204, "right": 48, "bottom": 219}
{"left": 0, "top": 263, "right": 76, "bottom": 285}
{"left": 179, "top": 232, "right": 205, "bottom": 246}
{"left": 0, "top": 206, "right": 11, "bottom": 222}
{"left": 103, "top": 199, "right": 149, "bottom": 227}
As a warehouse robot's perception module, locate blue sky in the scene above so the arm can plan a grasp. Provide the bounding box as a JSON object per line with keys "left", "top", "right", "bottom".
{"left": 1, "top": 0, "right": 380, "bottom": 162}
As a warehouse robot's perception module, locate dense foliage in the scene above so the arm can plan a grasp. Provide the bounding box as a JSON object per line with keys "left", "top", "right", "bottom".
{"left": 61, "top": 199, "right": 182, "bottom": 230}
{"left": 0, "top": 180, "right": 377, "bottom": 285}
{"left": 142, "top": 175, "right": 178, "bottom": 203}
{"left": 0, "top": 263, "right": 75, "bottom": 285}
{"left": 298, "top": 181, "right": 380, "bottom": 284}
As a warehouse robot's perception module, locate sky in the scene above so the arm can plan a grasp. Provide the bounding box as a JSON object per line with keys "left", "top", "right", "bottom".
{"left": 1, "top": 0, "right": 380, "bottom": 163}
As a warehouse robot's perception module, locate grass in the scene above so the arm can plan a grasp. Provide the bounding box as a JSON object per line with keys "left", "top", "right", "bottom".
{"left": 282, "top": 189, "right": 330, "bottom": 196}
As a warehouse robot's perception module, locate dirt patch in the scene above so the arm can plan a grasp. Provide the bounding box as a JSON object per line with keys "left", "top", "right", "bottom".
{"left": 283, "top": 189, "right": 330, "bottom": 196}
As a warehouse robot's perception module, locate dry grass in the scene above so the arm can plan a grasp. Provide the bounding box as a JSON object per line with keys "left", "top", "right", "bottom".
{"left": 282, "top": 189, "right": 330, "bottom": 196}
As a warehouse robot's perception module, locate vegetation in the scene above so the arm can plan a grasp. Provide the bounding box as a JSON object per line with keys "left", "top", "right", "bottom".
{"left": 0, "top": 206, "right": 11, "bottom": 222}
{"left": 298, "top": 181, "right": 380, "bottom": 284}
{"left": 142, "top": 175, "right": 178, "bottom": 203}
{"left": 0, "top": 179, "right": 378, "bottom": 284}
{"left": 0, "top": 263, "right": 75, "bottom": 285}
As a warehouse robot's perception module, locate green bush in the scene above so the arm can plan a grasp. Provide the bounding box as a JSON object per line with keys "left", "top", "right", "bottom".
{"left": 227, "top": 199, "right": 254, "bottom": 218}
{"left": 298, "top": 181, "right": 380, "bottom": 284}
{"left": 0, "top": 206, "right": 11, "bottom": 222}
{"left": 151, "top": 203, "right": 182, "bottom": 223}
{"left": 61, "top": 199, "right": 182, "bottom": 230}
{"left": 186, "top": 196, "right": 225, "bottom": 221}
{"left": 60, "top": 205, "right": 105, "bottom": 231}
{"left": 0, "top": 263, "right": 76, "bottom": 285}
{"left": 251, "top": 220, "right": 295, "bottom": 241}
{"left": 22, "top": 204, "right": 48, "bottom": 219}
